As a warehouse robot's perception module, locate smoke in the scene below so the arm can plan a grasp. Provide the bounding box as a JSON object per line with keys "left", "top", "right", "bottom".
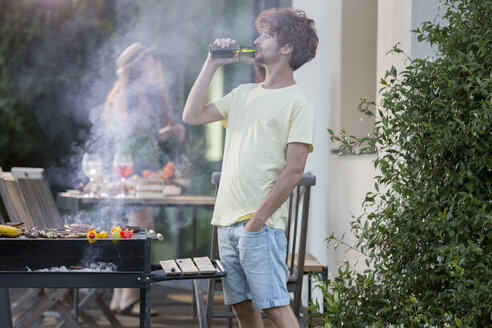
{"left": 32, "top": 1, "right": 260, "bottom": 228}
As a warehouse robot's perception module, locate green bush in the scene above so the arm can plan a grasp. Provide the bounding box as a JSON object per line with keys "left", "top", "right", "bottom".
{"left": 315, "top": 0, "right": 491, "bottom": 327}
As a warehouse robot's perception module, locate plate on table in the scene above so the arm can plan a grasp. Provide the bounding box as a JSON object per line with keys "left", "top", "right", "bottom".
{"left": 163, "top": 186, "right": 181, "bottom": 196}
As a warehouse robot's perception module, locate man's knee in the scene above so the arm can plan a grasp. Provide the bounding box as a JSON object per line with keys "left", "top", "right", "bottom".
{"left": 232, "top": 300, "right": 264, "bottom": 327}
{"left": 231, "top": 300, "right": 255, "bottom": 317}
{"left": 263, "top": 305, "right": 299, "bottom": 327}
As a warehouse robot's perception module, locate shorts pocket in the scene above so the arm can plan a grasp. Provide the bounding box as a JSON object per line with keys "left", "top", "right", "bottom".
{"left": 238, "top": 227, "right": 269, "bottom": 270}
{"left": 273, "top": 230, "right": 288, "bottom": 267}
{"left": 241, "top": 221, "right": 266, "bottom": 235}
{"left": 274, "top": 229, "right": 287, "bottom": 253}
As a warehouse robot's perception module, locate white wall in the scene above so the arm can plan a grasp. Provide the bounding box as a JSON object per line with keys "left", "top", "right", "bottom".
{"left": 292, "top": 0, "right": 341, "bottom": 271}
{"left": 411, "top": 0, "right": 441, "bottom": 60}
{"left": 377, "top": 0, "right": 412, "bottom": 104}
{"left": 341, "top": 0, "right": 377, "bottom": 139}
{"left": 290, "top": 0, "right": 341, "bottom": 310}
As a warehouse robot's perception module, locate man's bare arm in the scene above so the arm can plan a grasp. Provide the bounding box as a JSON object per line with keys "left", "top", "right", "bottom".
{"left": 245, "top": 142, "right": 310, "bottom": 232}
{"left": 182, "top": 38, "right": 238, "bottom": 125}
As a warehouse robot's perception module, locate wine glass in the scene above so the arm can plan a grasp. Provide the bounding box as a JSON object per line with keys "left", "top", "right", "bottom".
{"left": 81, "top": 153, "right": 103, "bottom": 197}
{"left": 113, "top": 153, "right": 133, "bottom": 197}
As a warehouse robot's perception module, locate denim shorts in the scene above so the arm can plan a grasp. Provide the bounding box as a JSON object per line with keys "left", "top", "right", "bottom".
{"left": 217, "top": 220, "right": 290, "bottom": 309}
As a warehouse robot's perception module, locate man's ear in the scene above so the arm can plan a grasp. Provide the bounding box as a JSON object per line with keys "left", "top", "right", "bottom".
{"left": 280, "top": 44, "right": 293, "bottom": 55}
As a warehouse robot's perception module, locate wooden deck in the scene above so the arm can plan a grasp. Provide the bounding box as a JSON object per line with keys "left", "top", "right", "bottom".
{"left": 9, "top": 282, "right": 275, "bottom": 327}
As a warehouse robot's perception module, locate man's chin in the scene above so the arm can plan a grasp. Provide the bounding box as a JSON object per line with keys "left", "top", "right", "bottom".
{"left": 253, "top": 56, "right": 264, "bottom": 65}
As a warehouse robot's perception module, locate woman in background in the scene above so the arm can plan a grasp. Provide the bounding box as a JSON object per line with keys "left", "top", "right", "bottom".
{"left": 104, "top": 42, "right": 184, "bottom": 316}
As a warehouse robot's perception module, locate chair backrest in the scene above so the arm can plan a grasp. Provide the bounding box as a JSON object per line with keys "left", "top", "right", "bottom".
{"left": 11, "top": 167, "right": 63, "bottom": 228}
{"left": 209, "top": 171, "right": 316, "bottom": 318}
{"left": 284, "top": 174, "right": 316, "bottom": 316}
{"left": 0, "top": 167, "right": 34, "bottom": 227}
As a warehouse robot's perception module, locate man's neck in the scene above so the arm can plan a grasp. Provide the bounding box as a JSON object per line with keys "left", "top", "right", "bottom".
{"left": 262, "top": 62, "right": 295, "bottom": 89}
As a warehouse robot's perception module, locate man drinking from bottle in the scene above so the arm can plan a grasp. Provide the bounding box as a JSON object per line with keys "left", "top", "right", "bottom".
{"left": 183, "top": 8, "right": 318, "bottom": 327}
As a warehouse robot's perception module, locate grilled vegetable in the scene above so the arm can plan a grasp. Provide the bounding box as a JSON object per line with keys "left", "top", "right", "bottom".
{"left": 87, "top": 229, "right": 97, "bottom": 243}
{"left": 23, "top": 227, "right": 41, "bottom": 238}
{"left": 119, "top": 229, "right": 133, "bottom": 239}
{"left": 111, "top": 230, "right": 120, "bottom": 243}
{"left": 0, "top": 224, "right": 21, "bottom": 237}
{"left": 86, "top": 228, "right": 109, "bottom": 243}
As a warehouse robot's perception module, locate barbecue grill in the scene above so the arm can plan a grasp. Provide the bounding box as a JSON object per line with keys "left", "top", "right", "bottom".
{"left": 0, "top": 231, "right": 226, "bottom": 328}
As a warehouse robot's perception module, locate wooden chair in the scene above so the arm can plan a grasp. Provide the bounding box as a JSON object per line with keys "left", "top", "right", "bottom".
{"left": 0, "top": 167, "right": 34, "bottom": 227}
{"left": 205, "top": 172, "right": 316, "bottom": 327}
{"left": 11, "top": 167, "right": 63, "bottom": 229}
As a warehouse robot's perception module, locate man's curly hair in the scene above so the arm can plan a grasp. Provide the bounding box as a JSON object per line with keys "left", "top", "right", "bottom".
{"left": 255, "top": 8, "right": 318, "bottom": 71}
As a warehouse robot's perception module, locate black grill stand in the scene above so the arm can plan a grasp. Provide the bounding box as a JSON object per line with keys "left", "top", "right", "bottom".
{"left": 0, "top": 260, "right": 226, "bottom": 328}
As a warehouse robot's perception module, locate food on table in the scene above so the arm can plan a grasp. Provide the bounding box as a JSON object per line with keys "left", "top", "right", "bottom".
{"left": 80, "top": 160, "right": 186, "bottom": 197}
{"left": 162, "top": 161, "right": 175, "bottom": 179}
{"left": 140, "top": 161, "right": 175, "bottom": 180}
{"left": 125, "top": 174, "right": 140, "bottom": 194}
{"left": 163, "top": 185, "right": 182, "bottom": 196}
{"left": 137, "top": 176, "right": 165, "bottom": 198}
{"left": 142, "top": 169, "right": 153, "bottom": 179}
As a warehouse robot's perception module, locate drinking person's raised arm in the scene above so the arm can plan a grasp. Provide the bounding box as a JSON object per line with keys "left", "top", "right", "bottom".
{"left": 182, "top": 38, "right": 238, "bottom": 125}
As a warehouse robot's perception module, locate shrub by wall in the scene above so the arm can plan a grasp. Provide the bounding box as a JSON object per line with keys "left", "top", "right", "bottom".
{"left": 316, "top": 0, "right": 491, "bottom": 326}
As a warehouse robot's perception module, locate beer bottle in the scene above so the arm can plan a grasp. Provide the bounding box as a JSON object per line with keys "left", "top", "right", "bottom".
{"left": 209, "top": 44, "right": 257, "bottom": 58}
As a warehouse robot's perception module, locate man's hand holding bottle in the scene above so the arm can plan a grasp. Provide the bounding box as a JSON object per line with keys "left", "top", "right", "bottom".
{"left": 207, "top": 38, "right": 240, "bottom": 67}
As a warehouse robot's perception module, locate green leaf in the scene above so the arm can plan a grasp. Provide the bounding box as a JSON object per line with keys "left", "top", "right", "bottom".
{"left": 390, "top": 65, "right": 397, "bottom": 77}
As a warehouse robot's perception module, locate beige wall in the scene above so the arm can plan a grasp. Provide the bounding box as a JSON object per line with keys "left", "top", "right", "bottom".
{"left": 341, "top": 0, "right": 377, "bottom": 139}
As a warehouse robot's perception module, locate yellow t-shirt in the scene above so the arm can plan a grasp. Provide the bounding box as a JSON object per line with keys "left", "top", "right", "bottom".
{"left": 211, "top": 83, "right": 315, "bottom": 230}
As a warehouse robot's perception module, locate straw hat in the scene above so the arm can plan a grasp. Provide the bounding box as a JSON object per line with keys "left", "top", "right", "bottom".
{"left": 116, "top": 42, "right": 144, "bottom": 68}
